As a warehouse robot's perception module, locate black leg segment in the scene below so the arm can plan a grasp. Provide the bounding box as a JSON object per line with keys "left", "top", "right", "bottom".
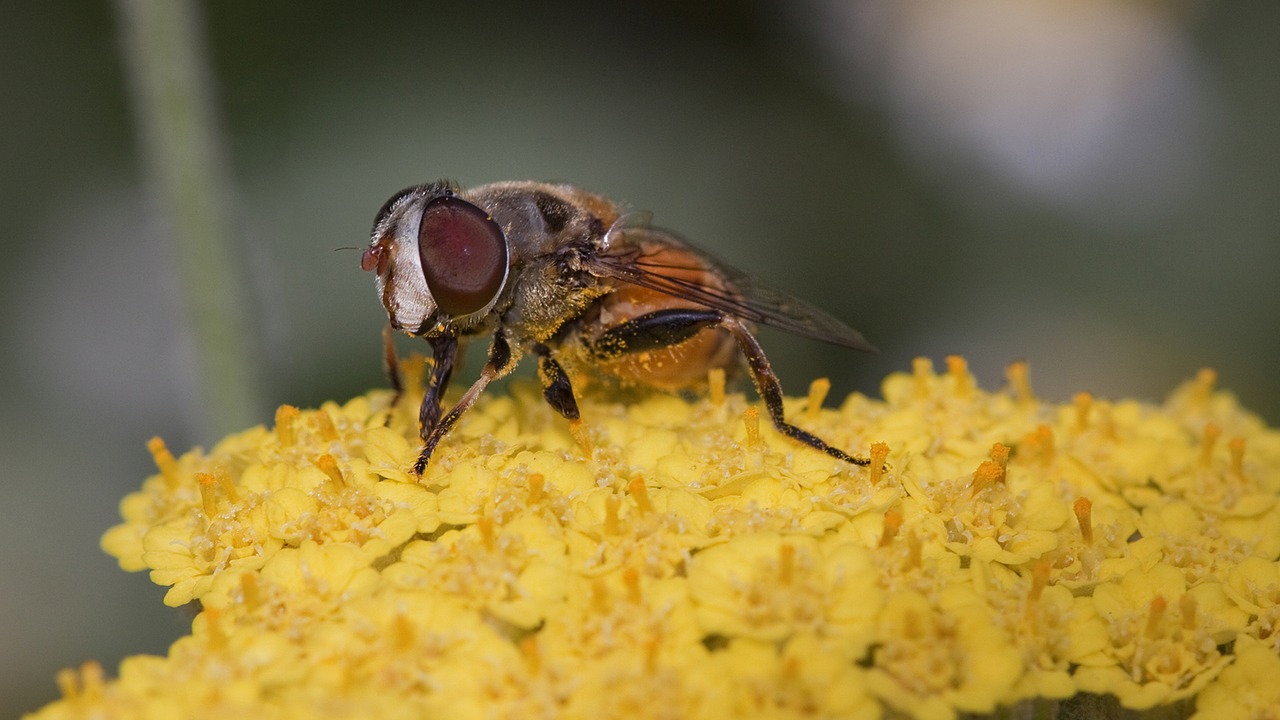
{"left": 721, "top": 316, "right": 870, "bottom": 466}
{"left": 414, "top": 330, "right": 517, "bottom": 474}
{"left": 420, "top": 335, "right": 459, "bottom": 438}
{"left": 534, "top": 343, "right": 580, "bottom": 420}
{"left": 589, "top": 309, "right": 722, "bottom": 359}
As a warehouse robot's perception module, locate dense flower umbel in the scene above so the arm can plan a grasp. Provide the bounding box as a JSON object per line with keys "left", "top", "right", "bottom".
{"left": 31, "top": 358, "right": 1280, "bottom": 720}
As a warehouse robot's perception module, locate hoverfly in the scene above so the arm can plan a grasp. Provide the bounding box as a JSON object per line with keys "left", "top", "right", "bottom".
{"left": 362, "top": 180, "right": 874, "bottom": 474}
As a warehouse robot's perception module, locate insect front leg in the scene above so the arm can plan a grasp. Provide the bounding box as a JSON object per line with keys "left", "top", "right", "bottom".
{"left": 382, "top": 323, "right": 403, "bottom": 405}
{"left": 533, "top": 343, "right": 580, "bottom": 420}
{"left": 420, "top": 335, "right": 459, "bottom": 437}
{"left": 414, "top": 329, "right": 516, "bottom": 475}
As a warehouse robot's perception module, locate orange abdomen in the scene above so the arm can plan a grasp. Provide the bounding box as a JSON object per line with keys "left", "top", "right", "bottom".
{"left": 581, "top": 244, "right": 739, "bottom": 390}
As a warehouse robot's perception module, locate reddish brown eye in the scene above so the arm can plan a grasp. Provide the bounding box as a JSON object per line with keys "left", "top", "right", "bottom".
{"left": 418, "top": 196, "right": 509, "bottom": 317}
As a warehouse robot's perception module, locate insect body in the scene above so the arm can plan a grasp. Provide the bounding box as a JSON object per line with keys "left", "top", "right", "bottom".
{"left": 362, "top": 180, "right": 874, "bottom": 474}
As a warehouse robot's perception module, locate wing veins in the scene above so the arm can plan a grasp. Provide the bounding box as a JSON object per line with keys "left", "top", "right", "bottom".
{"left": 587, "top": 232, "right": 875, "bottom": 352}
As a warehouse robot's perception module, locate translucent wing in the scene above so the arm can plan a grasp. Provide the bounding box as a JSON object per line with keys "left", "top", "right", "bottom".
{"left": 586, "top": 224, "right": 876, "bottom": 352}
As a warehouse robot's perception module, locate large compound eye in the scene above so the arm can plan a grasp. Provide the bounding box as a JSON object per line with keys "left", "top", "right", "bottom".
{"left": 418, "top": 196, "right": 509, "bottom": 317}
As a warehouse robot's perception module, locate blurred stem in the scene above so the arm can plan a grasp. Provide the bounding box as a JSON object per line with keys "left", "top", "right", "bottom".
{"left": 115, "top": 0, "right": 261, "bottom": 437}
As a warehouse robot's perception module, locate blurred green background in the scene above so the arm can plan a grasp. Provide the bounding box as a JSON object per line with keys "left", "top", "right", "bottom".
{"left": 3, "top": 0, "right": 1277, "bottom": 715}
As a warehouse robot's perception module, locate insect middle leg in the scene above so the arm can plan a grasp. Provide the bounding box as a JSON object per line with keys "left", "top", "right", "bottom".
{"left": 533, "top": 343, "right": 580, "bottom": 421}
{"left": 588, "top": 309, "right": 869, "bottom": 466}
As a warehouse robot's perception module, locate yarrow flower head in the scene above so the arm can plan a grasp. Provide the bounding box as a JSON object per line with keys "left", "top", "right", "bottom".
{"left": 31, "top": 357, "right": 1280, "bottom": 720}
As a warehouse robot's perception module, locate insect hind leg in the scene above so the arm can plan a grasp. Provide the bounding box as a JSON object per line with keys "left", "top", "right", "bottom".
{"left": 720, "top": 316, "right": 870, "bottom": 466}
{"left": 588, "top": 309, "right": 723, "bottom": 360}
{"left": 586, "top": 308, "right": 868, "bottom": 466}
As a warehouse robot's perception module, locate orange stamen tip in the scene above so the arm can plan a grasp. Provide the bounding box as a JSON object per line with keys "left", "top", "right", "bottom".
{"left": 806, "top": 377, "right": 831, "bottom": 420}
{"left": 1200, "top": 423, "right": 1222, "bottom": 466}
{"left": 742, "top": 406, "right": 761, "bottom": 448}
{"left": 393, "top": 613, "right": 416, "bottom": 651}
{"left": 79, "top": 660, "right": 104, "bottom": 700}
{"left": 569, "top": 419, "right": 593, "bottom": 456}
{"left": 520, "top": 634, "right": 541, "bottom": 670}
{"left": 1073, "top": 392, "right": 1093, "bottom": 430}
{"left": 643, "top": 635, "right": 662, "bottom": 672}
{"left": 707, "top": 368, "right": 726, "bottom": 406}
{"left": 1229, "top": 437, "right": 1246, "bottom": 477}
{"left": 1006, "top": 360, "right": 1033, "bottom": 403}
{"left": 240, "top": 572, "right": 260, "bottom": 609}
{"left": 590, "top": 578, "right": 610, "bottom": 614}
{"left": 912, "top": 357, "right": 934, "bottom": 397}
{"left": 906, "top": 530, "right": 923, "bottom": 569}
{"left": 476, "top": 516, "right": 496, "bottom": 550}
{"left": 622, "top": 566, "right": 642, "bottom": 603}
{"left": 869, "top": 442, "right": 890, "bottom": 485}
{"left": 879, "top": 510, "right": 903, "bottom": 548}
{"left": 315, "top": 410, "right": 341, "bottom": 442}
{"left": 971, "top": 461, "right": 1003, "bottom": 495}
{"left": 1180, "top": 593, "right": 1198, "bottom": 631}
{"left": 196, "top": 472, "right": 218, "bottom": 517}
{"left": 1034, "top": 424, "right": 1055, "bottom": 465}
{"left": 315, "top": 453, "right": 346, "bottom": 488}
{"left": 990, "top": 443, "right": 1010, "bottom": 472}
{"left": 1193, "top": 367, "right": 1217, "bottom": 403}
{"left": 627, "top": 476, "right": 654, "bottom": 514}
{"left": 1029, "top": 561, "right": 1051, "bottom": 603}
{"left": 203, "top": 607, "right": 226, "bottom": 651}
{"left": 147, "top": 436, "right": 180, "bottom": 487}
{"left": 945, "top": 355, "right": 972, "bottom": 395}
{"left": 604, "top": 494, "right": 621, "bottom": 534}
{"left": 1146, "top": 595, "right": 1168, "bottom": 638}
{"left": 778, "top": 543, "right": 796, "bottom": 584}
{"left": 214, "top": 467, "right": 238, "bottom": 502}
{"left": 527, "top": 473, "right": 546, "bottom": 504}
{"left": 56, "top": 667, "right": 78, "bottom": 700}
{"left": 275, "top": 405, "right": 300, "bottom": 446}
{"left": 1073, "top": 497, "right": 1094, "bottom": 545}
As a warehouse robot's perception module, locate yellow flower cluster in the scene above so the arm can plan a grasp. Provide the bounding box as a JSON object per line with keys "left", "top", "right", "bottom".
{"left": 31, "top": 357, "right": 1280, "bottom": 720}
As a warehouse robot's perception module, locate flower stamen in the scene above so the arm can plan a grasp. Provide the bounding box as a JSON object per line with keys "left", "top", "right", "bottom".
{"left": 1191, "top": 368, "right": 1217, "bottom": 406}
{"left": 1073, "top": 392, "right": 1093, "bottom": 431}
{"left": 275, "top": 405, "right": 300, "bottom": 447}
{"left": 912, "top": 357, "right": 933, "bottom": 397}
{"left": 1074, "top": 497, "right": 1093, "bottom": 546}
{"left": 1229, "top": 437, "right": 1246, "bottom": 478}
{"left": 742, "top": 406, "right": 761, "bottom": 450}
{"left": 314, "top": 453, "right": 345, "bottom": 489}
{"left": 1200, "top": 423, "right": 1221, "bottom": 466}
{"left": 1006, "top": 360, "right": 1033, "bottom": 403}
{"left": 147, "top": 436, "right": 181, "bottom": 489}
{"left": 569, "top": 419, "right": 593, "bottom": 456}
{"left": 197, "top": 472, "right": 218, "bottom": 517}
{"left": 806, "top": 377, "right": 830, "bottom": 420}
{"left": 1146, "top": 596, "right": 1168, "bottom": 639}
{"left": 946, "top": 355, "right": 972, "bottom": 397}
{"left": 628, "top": 477, "right": 653, "bottom": 515}
{"left": 870, "top": 442, "right": 890, "bottom": 485}
{"left": 527, "top": 473, "right": 545, "bottom": 505}
{"left": 879, "top": 509, "right": 903, "bottom": 548}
